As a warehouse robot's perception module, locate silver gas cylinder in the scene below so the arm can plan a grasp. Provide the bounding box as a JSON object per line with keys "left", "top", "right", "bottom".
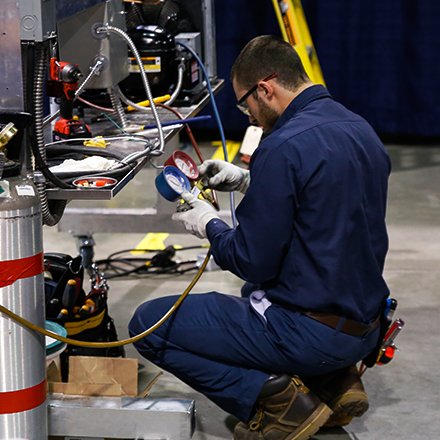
{"left": 0, "top": 174, "right": 47, "bottom": 439}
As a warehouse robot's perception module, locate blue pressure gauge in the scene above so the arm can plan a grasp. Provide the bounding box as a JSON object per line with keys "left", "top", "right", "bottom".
{"left": 155, "top": 165, "right": 191, "bottom": 201}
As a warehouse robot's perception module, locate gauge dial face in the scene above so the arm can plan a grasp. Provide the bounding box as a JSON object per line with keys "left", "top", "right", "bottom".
{"left": 174, "top": 155, "right": 198, "bottom": 179}
{"left": 174, "top": 157, "right": 194, "bottom": 177}
{"left": 165, "top": 171, "right": 186, "bottom": 193}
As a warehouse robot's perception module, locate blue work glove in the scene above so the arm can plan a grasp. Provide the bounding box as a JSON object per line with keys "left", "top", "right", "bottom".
{"left": 198, "top": 159, "right": 250, "bottom": 193}
{"left": 171, "top": 191, "right": 220, "bottom": 239}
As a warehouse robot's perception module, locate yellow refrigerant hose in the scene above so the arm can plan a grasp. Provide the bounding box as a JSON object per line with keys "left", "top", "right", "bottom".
{"left": 0, "top": 250, "right": 211, "bottom": 348}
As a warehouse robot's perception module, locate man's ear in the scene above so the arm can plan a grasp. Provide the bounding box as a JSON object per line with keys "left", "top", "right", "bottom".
{"left": 258, "top": 80, "right": 274, "bottom": 98}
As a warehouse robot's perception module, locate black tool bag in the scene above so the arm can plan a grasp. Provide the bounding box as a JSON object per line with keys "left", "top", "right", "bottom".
{"left": 44, "top": 253, "right": 125, "bottom": 369}
{"left": 45, "top": 253, "right": 85, "bottom": 320}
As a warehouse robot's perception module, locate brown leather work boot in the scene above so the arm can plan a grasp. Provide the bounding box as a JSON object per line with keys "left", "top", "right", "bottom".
{"left": 303, "top": 365, "right": 369, "bottom": 428}
{"left": 233, "top": 375, "right": 332, "bottom": 440}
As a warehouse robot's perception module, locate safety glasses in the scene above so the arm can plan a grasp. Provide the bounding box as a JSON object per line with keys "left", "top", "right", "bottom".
{"left": 236, "top": 73, "right": 278, "bottom": 116}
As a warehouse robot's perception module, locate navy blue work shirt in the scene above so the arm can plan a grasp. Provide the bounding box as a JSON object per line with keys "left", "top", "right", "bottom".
{"left": 207, "top": 85, "right": 391, "bottom": 323}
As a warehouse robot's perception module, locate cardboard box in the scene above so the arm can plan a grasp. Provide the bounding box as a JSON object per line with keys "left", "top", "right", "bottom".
{"left": 48, "top": 356, "right": 138, "bottom": 397}
{"left": 46, "top": 359, "right": 62, "bottom": 383}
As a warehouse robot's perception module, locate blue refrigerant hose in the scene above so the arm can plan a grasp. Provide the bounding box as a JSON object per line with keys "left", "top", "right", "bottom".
{"left": 177, "top": 41, "right": 238, "bottom": 228}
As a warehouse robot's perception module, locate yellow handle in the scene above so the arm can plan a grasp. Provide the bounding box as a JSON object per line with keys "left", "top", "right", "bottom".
{"left": 126, "top": 94, "right": 171, "bottom": 112}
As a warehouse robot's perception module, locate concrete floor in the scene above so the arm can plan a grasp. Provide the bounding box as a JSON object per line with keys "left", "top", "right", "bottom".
{"left": 43, "top": 143, "right": 440, "bottom": 440}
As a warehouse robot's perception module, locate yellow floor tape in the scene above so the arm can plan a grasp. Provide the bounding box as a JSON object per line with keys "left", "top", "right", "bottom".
{"left": 132, "top": 232, "right": 169, "bottom": 254}
{"left": 211, "top": 140, "right": 241, "bottom": 162}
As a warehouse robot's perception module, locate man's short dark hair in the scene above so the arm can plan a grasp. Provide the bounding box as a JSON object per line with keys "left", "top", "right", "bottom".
{"left": 231, "top": 35, "right": 309, "bottom": 91}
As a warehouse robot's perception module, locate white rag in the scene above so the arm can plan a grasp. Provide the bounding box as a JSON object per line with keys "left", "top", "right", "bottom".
{"left": 49, "top": 156, "right": 116, "bottom": 173}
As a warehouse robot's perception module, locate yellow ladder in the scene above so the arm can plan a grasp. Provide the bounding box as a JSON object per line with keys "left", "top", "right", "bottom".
{"left": 272, "top": 0, "right": 325, "bottom": 86}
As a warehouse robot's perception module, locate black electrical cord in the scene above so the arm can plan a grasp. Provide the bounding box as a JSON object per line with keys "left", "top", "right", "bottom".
{"left": 103, "top": 245, "right": 205, "bottom": 261}
{"left": 45, "top": 145, "right": 127, "bottom": 161}
{"left": 106, "top": 261, "right": 199, "bottom": 280}
{"left": 98, "top": 259, "right": 198, "bottom": 279}
{"left": 96, "top": 259, "right": 198, "bottom": 278}
{"left": 94, "top": 245, "right": 206, "bottom": 279}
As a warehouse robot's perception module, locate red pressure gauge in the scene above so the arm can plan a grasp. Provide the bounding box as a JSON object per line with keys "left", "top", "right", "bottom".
{"left": 161, "top": 150, "right": 219, "bottom": 210}
{"left": 164, "top": 151, "right": 199, "bottom": 181}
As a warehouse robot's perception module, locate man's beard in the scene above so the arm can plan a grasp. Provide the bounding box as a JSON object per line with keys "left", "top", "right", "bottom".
{"left": 256, "top": 96, "right": 279, "bottom": 132}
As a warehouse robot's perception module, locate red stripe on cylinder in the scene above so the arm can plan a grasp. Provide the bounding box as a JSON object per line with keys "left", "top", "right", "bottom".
{"left": 0, "top": 252, "right": 44, "bottom": 288}
{"left": 0, "top": 379, "right": 46, "bottom": 414}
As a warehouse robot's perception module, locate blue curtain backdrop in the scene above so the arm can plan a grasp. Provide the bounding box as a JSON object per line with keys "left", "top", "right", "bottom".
{"left": 208, "top": 0, "right": 440, "bottom": 139}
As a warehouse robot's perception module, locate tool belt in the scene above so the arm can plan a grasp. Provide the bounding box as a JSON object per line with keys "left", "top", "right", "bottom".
{"left": 304, "top": 311, "right": 380, "bottom": 337}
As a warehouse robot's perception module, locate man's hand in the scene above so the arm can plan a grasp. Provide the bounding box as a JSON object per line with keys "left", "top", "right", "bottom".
{"left": 171, "top": 191, "right": 220, "bottom": 239}
{"left": 198, "top": 159, "right": 250, "bottom": 193}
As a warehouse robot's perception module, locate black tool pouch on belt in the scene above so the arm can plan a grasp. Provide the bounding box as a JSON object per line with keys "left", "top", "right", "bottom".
{"left": 44, "top": 253, "right": 125, "bottom": 380}
{"left": 361, "top": 301, "right": 390, "bottom": 368}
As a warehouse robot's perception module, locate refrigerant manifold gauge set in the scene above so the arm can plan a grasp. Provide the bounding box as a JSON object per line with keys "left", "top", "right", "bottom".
{"left": 155, "top": 151, "right": 218, "bottom": 209}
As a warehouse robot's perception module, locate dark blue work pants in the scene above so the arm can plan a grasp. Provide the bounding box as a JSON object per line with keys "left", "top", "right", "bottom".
{"left": 128, "top": 292, "right": 379, "bottom": 422}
